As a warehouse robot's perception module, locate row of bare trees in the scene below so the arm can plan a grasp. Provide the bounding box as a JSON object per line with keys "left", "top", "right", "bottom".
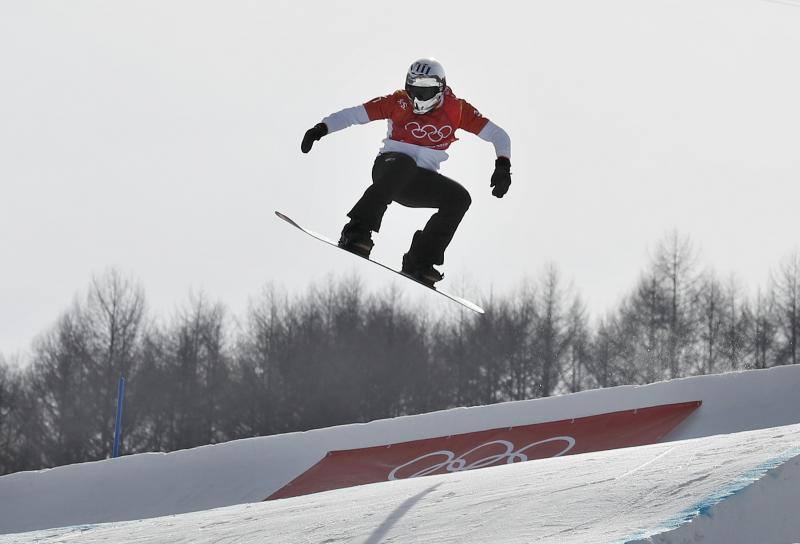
{"left": 1, "top": 233, "right": 798, "bottom": 475}
{"left": 589, "top": 235, "right": 799, "bottom": 387}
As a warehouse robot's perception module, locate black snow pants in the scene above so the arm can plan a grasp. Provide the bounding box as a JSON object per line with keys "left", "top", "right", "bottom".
{"left": 348, "top": 152, "right": 472, "bottom": 266}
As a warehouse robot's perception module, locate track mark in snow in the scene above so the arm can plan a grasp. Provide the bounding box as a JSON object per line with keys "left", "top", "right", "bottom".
{"left": 616, "top": 446, "right": 676, "bottom": 479}
{"left": 534, "top": 478, "right": 663, "bottom": 542}
{"left": 200, "top": 520, "right": 231, "bottom": 529}
{"left": 547, "top": 477, "right": 617, "bottom": 495}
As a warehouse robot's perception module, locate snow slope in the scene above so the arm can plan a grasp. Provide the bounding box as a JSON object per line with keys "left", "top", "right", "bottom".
{"left": 1, "top": 424, "right": 798, "bottom": 544}
{"left": 629, "top": 451, "right": 800, "bottom": 544}
{"left": 1, "top": 365, "right": 799, "bottom": 541}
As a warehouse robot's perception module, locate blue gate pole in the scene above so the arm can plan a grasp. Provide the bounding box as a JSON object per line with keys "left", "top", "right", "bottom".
{"left": 112, "top": 376, "right": 126, "bottom": 458}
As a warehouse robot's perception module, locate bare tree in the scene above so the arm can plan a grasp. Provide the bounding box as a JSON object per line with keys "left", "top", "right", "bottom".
{"left": 85, "top": 269, "right": 146, "bottom": 457}
{"left": 697, "top": 271, "right": 725, "bottom": 375}
{"left": 748, "top": 288, "right": 777, "bottom": 369}
{"left": 499, "top": 287, "right": 538, "bottom": 401}
{"left": 719, "top": 276, "right": 748, "bottom": 371}
{"left": 28, "top": 306, "right": 95, "bottom": 466}
{"left": 231, "top": 285, "right": 289, "bottom": 438}
{"left": 0, "top": 357, "right": 44, "bottom": 475}
{"left": 585, "top": 314, "right": 640, "bottom": 388}
{"left": 532, "top": 264, "right": 579, "bottom": 397}
{"left": 772, "top": 251, "right": 800, "bottom": 367}
{"left": 127, "top": 324, "right": 171, "bottom": 452}
{"left": 447, "top": 289, "right": 537, "bottom": 405}
{"left": 163, "top": 293, "right": 230, "bottom": 450}
{"left": 432, "top": 309, "right": 478, "bottom": 407}
{"left": 618, "top": 273, "right": 669, "bottom": 383}
{"left": 24, "top": 270, "right": 146, "bottom": 465}
{"left": 653, "top": 231, "right": 700, "bottom": 378}
{"left": 0, "top": 357, "right": 19, "bottom": 473}
{"left": 359, "top": 288, "right": 430, "bottom": 418}
{"left": 563, "top": 296, "right": 590, "bottom": 393}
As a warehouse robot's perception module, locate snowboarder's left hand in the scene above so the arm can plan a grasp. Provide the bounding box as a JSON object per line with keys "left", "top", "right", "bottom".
{"left": 490, "top": 157, "right": 511, "bottom": 198}
{"left": 301, "top": 123, "right": 328, "bottom": 153}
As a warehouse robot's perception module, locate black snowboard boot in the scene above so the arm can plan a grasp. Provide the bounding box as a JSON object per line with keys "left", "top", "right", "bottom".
{"left": 401, "top": 231, "right": 444, "bottom": 287}
{"left": 338, "top": 219, "right": 374, "bottom": 258}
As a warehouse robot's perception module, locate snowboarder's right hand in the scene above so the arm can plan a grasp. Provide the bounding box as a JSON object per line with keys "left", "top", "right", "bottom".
{"left": 301, "top": 123, "right": 328, "bottom": 153}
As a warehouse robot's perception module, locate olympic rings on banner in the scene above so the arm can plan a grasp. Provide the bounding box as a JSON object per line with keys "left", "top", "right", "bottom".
{"left": 387, "top": 436, "right": 576, "bottom": 481}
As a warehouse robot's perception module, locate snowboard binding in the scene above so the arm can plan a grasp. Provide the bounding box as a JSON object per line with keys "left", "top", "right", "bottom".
{"left": 338, "top": 219, "right": 374, "bottom": 258}
{"left": 401, "top": 231, "right": 444, "bottom": 287}
{"left": 401, "top": 262, "right": 444, "bottom": 288}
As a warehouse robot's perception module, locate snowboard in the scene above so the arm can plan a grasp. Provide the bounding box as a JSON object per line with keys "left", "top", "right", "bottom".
{"left": 275, "top": 211, "right": 484, "bottom": 314}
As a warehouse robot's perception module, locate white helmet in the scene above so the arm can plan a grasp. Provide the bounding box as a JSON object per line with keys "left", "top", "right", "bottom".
{"left": 405, "top": 58, "right": 446, "bottom": 114}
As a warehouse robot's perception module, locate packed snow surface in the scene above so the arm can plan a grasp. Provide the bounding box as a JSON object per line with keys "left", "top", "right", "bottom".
{"left": 1, "top": 365, "right": 799, "bottom": 543}
{"left": 629, "top": 451, "right": 800, "bottom": 544}
{"left": 1, "top": 424, "right": 799, "bottom": 544}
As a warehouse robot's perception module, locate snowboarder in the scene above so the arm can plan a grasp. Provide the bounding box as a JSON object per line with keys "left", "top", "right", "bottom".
{"left": 300, "top": 58, "right": 512, "bottom": 287}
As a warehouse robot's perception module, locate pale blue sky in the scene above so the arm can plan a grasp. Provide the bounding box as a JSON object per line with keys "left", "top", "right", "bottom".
{"left": 1, "top": 0, "right": 799, "bottom": 358}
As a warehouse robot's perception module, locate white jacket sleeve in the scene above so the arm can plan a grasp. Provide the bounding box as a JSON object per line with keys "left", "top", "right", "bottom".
{"left": 321, "top": 105, "right": 371, "bottom": 133}
{"left": 477, "top": 121, "right": 511, "bottom": 159}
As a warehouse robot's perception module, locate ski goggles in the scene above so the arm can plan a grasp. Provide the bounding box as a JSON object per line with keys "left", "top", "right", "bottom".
{"left": 405, "top": 83, "right": 443, "bottom": 102}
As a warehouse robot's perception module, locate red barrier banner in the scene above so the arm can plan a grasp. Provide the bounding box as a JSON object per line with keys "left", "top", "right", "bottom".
{"left": 267, "top": 401, "right": 700, "bottom": 500}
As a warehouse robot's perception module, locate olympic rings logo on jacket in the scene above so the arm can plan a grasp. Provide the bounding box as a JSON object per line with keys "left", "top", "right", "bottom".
{"left": 404, "top": 122, "right": 454, "bottom": 143}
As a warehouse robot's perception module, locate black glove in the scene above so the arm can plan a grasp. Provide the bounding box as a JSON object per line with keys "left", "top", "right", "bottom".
{"left": 301, "top": 122, "right": 328, "bottom": 153}
{"left": 490, "top": 157, "right": 512, "bottom": 198}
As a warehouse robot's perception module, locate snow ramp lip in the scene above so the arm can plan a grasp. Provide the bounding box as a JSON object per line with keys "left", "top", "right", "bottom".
{"left": 620, "top": 446, "right": 800, "bottom": 543}
{"left": 267, "top": 400, "right": 701, "bottom": 500}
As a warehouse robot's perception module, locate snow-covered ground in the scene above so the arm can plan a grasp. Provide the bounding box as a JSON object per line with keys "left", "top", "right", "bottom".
{"left": 1, "top": 365, "right": 799, "bottom": 542}
{"left": 2, "top": 424, "right": 798, "bottom": 544}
